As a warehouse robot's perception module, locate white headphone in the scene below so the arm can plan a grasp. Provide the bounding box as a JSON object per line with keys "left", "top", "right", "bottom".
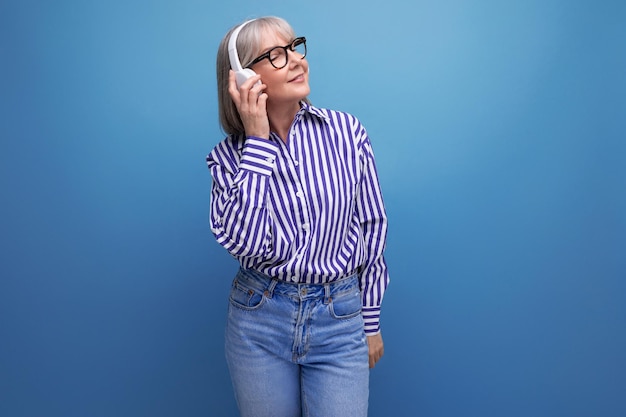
{"left": 228, "top": 19, "right": 258, "bottom": 87}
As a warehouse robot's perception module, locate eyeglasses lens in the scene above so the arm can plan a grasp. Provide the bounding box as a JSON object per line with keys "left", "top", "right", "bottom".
{"left": 269, "top": 39, "right": 307, "bottom": 69}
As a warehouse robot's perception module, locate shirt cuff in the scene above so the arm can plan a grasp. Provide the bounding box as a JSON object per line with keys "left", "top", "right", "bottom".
{"left": 362, "top": 306, "right": 381, "bottom": 335}
{"left": 239, "top": 136, "right": 278, "bottom": 176}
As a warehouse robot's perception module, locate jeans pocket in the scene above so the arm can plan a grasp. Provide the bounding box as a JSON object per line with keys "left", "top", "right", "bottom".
{"left": 329, "top": 289, "right": 362, "bottom": 319}
{"left": 229, "top": 279, "right": 266, "bottom": 310}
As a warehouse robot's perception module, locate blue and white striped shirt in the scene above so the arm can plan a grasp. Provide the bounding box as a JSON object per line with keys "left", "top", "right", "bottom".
{"left": 206, "top": 102, "right": 389, "bottom": 334}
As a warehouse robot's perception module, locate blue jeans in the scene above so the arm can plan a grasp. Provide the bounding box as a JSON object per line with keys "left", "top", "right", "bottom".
{"left": 225, "top": 268, "right": 369, "bottom": 417}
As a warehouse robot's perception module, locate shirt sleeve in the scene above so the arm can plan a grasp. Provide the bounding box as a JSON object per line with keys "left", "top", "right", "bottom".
{"left": 355, "top": 126, "right": 390, "bottom": 336}
{"left": 206, "top": 136, "right": 279, "bottom": 258}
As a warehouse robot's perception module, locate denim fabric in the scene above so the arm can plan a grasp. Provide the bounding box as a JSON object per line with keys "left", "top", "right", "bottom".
{"left": 225, "top": 268, "right": 369, "bottom": 417}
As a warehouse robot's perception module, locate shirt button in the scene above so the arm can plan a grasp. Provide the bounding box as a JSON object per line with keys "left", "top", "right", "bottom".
{"left": 294, "top": 161, "right": 299, "bottom": 166}
{"left": 296, "top": 191, "right": 303, "bottom": 198}
{"left": 291, "top": 276, "right": 298, "bottom": 282}
{"left": 266, "top": 157, "right": 274, "bottom": 163}
{"left": 302, "top": 223, "right": 309, "bottom": 230}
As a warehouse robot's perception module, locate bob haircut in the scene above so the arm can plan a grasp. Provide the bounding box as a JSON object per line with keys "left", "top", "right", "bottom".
{"left": 216, "top": 16, "right": 311, "bottom": 136}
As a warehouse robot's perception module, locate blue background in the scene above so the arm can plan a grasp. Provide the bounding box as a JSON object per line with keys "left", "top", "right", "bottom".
{"left": 1, "top": 0, "right": 625, "bottom": 416}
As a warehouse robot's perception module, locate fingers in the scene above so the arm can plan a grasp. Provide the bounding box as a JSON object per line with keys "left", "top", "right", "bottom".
{"left": 241, "top": 79, "right": 267, "bottom": 110}
{"left": 228, "top": 70, "right": 265, "bottom": 108}
{"left": 228, "top": 70, "right": 269, "bottom": 138}
{"left": 369, "top": 347, "right": 384, "bottom": 368}
{"left": 367, "top": 333, "right": 384, "bottom": 368}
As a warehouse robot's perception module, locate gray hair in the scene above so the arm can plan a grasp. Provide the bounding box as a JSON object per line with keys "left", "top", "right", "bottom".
{"left": 216, "top": 16, "right": 310, "bottom": 136}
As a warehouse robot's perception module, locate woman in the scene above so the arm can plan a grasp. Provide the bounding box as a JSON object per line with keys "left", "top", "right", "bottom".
{"left": 207, "top": 16, "right": 390, "bottom": 417}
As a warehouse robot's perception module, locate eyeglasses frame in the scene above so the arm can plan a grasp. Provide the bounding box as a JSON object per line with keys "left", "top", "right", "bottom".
{"left": 246, "top": 37, "right": 307, "bottom": 70}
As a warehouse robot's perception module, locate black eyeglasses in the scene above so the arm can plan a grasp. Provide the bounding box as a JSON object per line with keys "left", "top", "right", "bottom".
{"left": 246, "top": 37, "right": 307, "bottom": 70}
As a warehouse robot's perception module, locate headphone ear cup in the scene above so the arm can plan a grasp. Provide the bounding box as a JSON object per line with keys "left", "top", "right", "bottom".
{"left": 235, "top": 68, "right": 258, "bottom": 88}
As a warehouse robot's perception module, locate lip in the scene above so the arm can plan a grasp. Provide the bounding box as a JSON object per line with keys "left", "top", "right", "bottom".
{"left": 288, "top": 73, "right": 305, "bottom": 82}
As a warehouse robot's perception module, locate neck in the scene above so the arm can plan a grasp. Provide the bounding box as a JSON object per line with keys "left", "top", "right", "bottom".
{"left": 268, "top": 101, "right": 301, "bottom": 143}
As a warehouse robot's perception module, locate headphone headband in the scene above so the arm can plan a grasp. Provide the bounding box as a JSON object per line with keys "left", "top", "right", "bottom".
{"left": 228, "top": 19, "right": 256, "bottom": 72}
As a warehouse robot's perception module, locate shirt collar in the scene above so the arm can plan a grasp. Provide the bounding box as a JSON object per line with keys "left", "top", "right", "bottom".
{"left": 233, "top": 101, "right": 330, "bottom": 150}
{"left": 298, "top": 101, "right": 330, "bottom": 123}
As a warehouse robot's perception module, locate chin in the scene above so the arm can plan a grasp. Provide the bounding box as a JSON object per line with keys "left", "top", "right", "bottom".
{"left": 271, "top": 85, "right": 311, "bottom": 104}
{"left": 298, "top": 85, "right": 311, "bottom": 98}
{"left": 287, "top": 86, "right": 310, "bottom": 102}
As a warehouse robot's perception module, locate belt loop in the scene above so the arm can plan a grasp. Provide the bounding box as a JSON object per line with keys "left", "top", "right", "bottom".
{"left": 323, "top": 283, "right": 331, "bottom": 305}
{"left": 265, "top": 278, "right": 278, "bottom": 299}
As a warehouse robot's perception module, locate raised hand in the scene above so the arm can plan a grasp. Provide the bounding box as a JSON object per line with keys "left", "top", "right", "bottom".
{"left": 228, "top": 70, "right": 270, "bottom": 139}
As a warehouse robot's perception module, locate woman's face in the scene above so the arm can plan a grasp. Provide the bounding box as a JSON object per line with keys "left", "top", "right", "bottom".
{"left": 250, "top": 28, "right": 310, "bottom": 106}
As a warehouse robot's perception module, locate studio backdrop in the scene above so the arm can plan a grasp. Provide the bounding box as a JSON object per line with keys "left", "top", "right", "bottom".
{"left": 1, "top": 0, "right": 625, "bottom": 416}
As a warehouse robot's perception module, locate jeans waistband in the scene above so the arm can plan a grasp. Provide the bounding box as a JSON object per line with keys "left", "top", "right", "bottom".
{"left": 236, "top": 268, "right": 360, "bottom": 302}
